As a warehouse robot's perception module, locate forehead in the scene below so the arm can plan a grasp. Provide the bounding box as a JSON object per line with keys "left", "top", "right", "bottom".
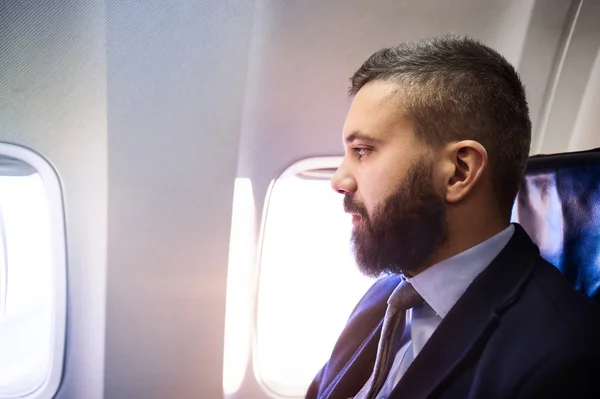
{"left": 343, "top": 80, "right": 410, "bottom": 142}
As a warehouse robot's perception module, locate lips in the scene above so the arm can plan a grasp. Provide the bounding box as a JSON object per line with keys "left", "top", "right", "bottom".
{"left": 344, "top": 206, "right": 360, "bottom": 217}
{"left": 343, "top": 196, "right": 368, "bottom": 222}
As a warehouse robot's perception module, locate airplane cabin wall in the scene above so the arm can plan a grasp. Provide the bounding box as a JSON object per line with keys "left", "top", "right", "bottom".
{"left": 103, "top": 1, "right": 255, "bottom": 398}
{"left": 0, "top": 2, "right": 108, "bottom": 398}
{"left": 535, "top": 0, "right": 600, "bottom": 154}
{"left": 1, "top": 0, "right": 255, "bottom": 398}
{"left": 570, "top": 42, "right": 600, "bottom": 151}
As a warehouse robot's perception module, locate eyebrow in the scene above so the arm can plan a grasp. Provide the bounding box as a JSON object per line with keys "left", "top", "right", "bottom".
{"left": 344, "top": 131, "right": 382, "bottom": 145}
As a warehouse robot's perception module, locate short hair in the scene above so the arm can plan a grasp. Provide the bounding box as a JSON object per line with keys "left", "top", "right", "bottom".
{"left": 350, "top": 34, "right": 531, "bottom": 219}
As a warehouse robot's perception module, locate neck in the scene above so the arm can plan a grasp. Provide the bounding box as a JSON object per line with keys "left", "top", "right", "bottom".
{"left": 409, "top": 218, "right": 510, "bottom": 277}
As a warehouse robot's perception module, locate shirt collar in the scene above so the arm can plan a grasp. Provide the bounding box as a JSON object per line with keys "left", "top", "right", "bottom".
{"left": 407, "top": 224, "right": 515, "bottom": 318}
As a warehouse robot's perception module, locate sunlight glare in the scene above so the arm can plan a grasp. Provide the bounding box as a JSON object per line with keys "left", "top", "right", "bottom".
{"left": 223, "top": 178, "right": 257, "bottom": 395}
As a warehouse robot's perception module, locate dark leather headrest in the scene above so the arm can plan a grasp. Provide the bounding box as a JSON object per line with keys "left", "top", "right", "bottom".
{"left": 512, "top": 147, "right": 600, "bottom": 301}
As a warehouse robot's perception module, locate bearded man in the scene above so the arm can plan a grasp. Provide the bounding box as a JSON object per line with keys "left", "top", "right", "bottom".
{"left": 306, "top": 34, "right": 600, "bottom": 399}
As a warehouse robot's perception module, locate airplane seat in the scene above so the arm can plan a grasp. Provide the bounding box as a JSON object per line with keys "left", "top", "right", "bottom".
{"left": 512, "top": 147, "right": 600, "bottom": 302}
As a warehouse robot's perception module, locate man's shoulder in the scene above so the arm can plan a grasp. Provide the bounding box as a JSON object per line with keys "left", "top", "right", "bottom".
{"left": 358, "top": 274, "right": 403, "bottom": 307}
{"left": 506, "top": 258, "right": 600, "bottom": 397}
{"left": 524, "top": 255, "right": 600, "bottom": 342}
{"left": 345, "top": 274, "right": 402, "bottom": 324}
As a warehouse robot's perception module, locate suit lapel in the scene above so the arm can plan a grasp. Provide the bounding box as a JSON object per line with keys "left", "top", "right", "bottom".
{"left": 392, "top": 224, "right": 539, "bottom": 398}
{"left": 323, "top": 319, "right": 382, "bottom": 399}
{"left": 323, "top": 276, "right": 403, "bottom": 399}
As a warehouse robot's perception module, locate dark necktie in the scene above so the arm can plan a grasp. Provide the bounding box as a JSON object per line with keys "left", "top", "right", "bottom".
{"left": 356, "top": 279, "right": 423, "bottom": 399}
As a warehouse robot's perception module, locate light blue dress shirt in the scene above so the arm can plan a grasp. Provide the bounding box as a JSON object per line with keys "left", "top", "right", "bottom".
{"left": 363, "top": 224, "right": 515, "bottom": 399}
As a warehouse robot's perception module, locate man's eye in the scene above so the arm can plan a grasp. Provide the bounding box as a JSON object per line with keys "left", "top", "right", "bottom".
{"left": 353, "top": 148, "right": 371, "bottom": 159}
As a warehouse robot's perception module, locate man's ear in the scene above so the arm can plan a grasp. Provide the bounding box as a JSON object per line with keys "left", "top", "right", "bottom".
{"left": 442, "top": 140, "right": 488, "bottom": 204}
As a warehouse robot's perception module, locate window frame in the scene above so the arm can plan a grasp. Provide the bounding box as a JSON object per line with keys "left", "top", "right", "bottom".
{"left": 0, "top": 142, "right": 67, "bottom": 399}
{"left": 0, "top": 204, "right": 7, "bottom": 320}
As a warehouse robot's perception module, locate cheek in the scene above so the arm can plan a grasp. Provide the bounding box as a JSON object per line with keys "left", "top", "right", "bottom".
{"left": 357, "top": 176, "right": 392, "bottom": 215}
{"left": 356, "top": 150, "right": 413, "bottom": 213}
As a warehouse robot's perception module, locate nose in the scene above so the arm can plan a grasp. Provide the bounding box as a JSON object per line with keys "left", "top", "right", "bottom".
{"left": 331, "top": 161, "right": 357, "bottom": 195}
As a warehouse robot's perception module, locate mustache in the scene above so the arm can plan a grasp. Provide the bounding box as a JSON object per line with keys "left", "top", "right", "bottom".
{"left": 343, "top": 195, "right": 369, "bottom": 218}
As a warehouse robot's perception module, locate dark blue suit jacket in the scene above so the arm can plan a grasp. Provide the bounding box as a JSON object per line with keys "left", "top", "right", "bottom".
{"left": 306, "top": 224, "right": 600, "bottom": 398}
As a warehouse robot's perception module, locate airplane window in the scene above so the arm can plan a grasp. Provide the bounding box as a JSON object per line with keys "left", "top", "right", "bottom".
{"left": 0, "top": 145, "right": 66, "bottom": 399}
{"left": 255, "top": 158, "right": 375, "bottom": 398}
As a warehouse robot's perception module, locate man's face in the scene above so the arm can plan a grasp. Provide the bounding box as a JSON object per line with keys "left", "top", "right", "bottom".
{"left": 331, "top": 80, "right": 448, "bottom": 277}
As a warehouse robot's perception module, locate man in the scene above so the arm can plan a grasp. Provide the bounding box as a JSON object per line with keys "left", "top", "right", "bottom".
{"left": 306, "top": 34, "right": 600, "bottom": 398}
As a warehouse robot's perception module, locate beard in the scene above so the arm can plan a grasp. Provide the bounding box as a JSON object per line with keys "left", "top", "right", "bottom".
{"left": 344, "top": 157, "right": 448, "bottom": 278}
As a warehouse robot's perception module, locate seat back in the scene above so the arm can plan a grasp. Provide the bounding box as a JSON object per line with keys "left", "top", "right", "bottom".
{"left": 512, "top": 148, "right": 600, "bottom": 301}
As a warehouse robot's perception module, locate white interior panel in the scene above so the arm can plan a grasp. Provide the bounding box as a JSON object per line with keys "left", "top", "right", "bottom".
{"left": 570, "top": 45, "right": 600, "bottom": 151}
{"left": 103, "top": 1, "right": 255, "bottom": 398}
{"left": 535, "top": 0, "right": 600, "bottom": 154}
{"left": 0, "top": 2, "right": 108, "bottom": 398}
